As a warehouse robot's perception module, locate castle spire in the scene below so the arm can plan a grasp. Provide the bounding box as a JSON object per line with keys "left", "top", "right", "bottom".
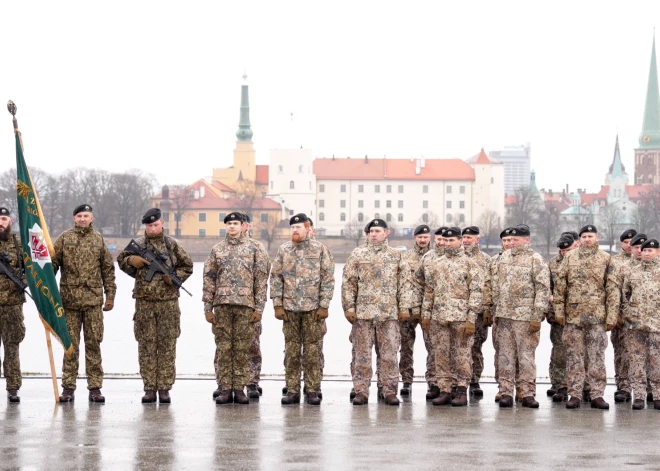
{"left": 609, "top": 134, "right": 626, "bottom": 176}
{"left": 236, "top": 72, "right": 253, "bottom": 142}
{"left": 639, "top": 33, "right": 660, "bottom": 149}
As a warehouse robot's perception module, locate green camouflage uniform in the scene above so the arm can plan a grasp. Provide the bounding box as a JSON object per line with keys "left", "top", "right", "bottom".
{"left": 0, "top": 235, "right": 27, "bottom": 391}
{"left": 271, "top": 236, "right": 335, "bottom": 394}
{"left": 53, "top": 224, "right": 116, "bottom": 391}
{"left": 203, "top": 233, "right": 268, "bottom": 390}
{"left": 117, "top": 233, "right": 192, "bottom": 391}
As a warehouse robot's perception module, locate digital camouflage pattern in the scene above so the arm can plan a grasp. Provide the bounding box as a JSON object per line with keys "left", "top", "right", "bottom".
{"left": 492, "top": 244, "right": 550, "bottom": 323}
{"left": 351, "top": 319, "right": 399, "bottom": 397}
{"left": 622, "top": 257, "right": 660, "bottom": 333}
{"left": 213, "top": 304, "right": 255, "bottom": 390}
{"left": 0, "top": 236, "right": 27, "bottom": 306}
{"left": 430, "top": 320, "right": 473, "bottom": 391}
{"left": 0, "top": 305, "right": 25, "bottom": 390}
{"left": 496, "top": 318, "right": 540, "bottom": 397}
{"left": 564, "top": 323, "right": 608, "bottom": 399}
{"left": 490, "top": 252, "right": 503, "bottom": 383}
{"left": 418, "top": 247, "right": 483, "bottom": 323}
{"left": 342, "top": 241, "right": 412, "bottom": 321}
{"left": 410, "top": 246, "right": 444, "bottom": 313}
{"left": 283, "top": 310, "right": 324, "bottom": 393}
{"left": 463, "top": 245, "right": 492, "bottom": 312}
{"left": 201, "top": 233, "right": 269, "bottom": 312}
{"left": 608, "top": 251, "right": 636, "bottom": 392}
{"left": 61, "top": 307, "right": 104, "bottom": 390}
{"left": 248, "top": 321, "right": 262, "bottom": 386}
{"left": 627, "top": 330, "right": 660, "bottom": 401}
{"left": 548, "top": 254, "right": 567, "bottom": 389}
{"left": 464, "top": 244, "right": 492, "bottom": 383}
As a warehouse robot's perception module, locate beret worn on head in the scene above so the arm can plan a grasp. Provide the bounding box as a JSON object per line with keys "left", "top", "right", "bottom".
{"left": 289, "top": 213, "right": 309, "bottom": 225}
{"left": 579, "top": 225, "right": 597, "bottom": 236}
{"left": 0, "top": 207, "right": 9, "bottom": 216}
{"left": 442, "top": 226, "right": 462, "bottom": 238}
{"left": 641, "top": 239, "right": 659, "bottom": 250}
{"left": 510, "top": 224, "right": 530, "bottom": 237}
{"left": 557, "top": 236, "right": 574, "bottom": 249}
{"left": 462, "top": 226, "right": 479, "bottom": 236}
{"left": 414, "top": 225, "right": 430, "bottom": 236}
{"left": 630, "top": 233, "right": 648, "bottom": 246}
{"left": 435, "top": 226, "right": 448, "bottom": 236}
{"left": 141, "top": 207, "right": 161, "bottom": 224}
{"left": 365, "top": 218, "right": 388, "bottom": 231}
{"left": 73, "top": 204, "right": 93, "bottom": 216}
{"left": 620, "top": 228, "right": 637, "bottom": 242}
{"left": 224, "top": 212, "right": 242, "bottom": 224}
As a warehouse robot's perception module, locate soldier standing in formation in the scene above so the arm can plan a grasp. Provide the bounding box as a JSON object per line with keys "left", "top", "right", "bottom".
{"left": 492, "top": 224, "right": 550, "bottom": 408}
{"left": 118, "top": 208, "right": 193, "bottom": 404}
{"left": 271, "top": 213, "right": 334, "bottom": 405}
{"left": 0, "top": 208, "right": 26, "bottom": 403}
{"left": 53, "top": 204, "right": 116, "bottom": 403}
{"left": 343, "top": 218, "right": 411, "bottom": 406}
{"left": 491, "top": 227, "right": 513, "bottom": 402}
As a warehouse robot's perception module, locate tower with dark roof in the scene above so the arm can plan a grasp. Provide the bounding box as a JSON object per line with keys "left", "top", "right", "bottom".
{"left": 635, "top": 34, "right": 660, "bottom": 184}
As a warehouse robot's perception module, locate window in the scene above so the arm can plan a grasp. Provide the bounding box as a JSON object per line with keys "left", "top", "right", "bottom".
{"left": 260, "top": 213, "right": 268, "bottom": 223}
{"left": 446, "top": 214, "right": 452, "bottom": 222}
{"left": 319, "top": 213, "right": 325, "bottom": 222}
{"left": 423, "top": 201, "right": 428, "bottom": 209}
{"left": 340, "top": 184, "right": 346, "bottom": 192}
{"left": 278, "top": 165, "right": 283, "bottom": 173}
{"left": 375, "top": 201, "right": 380, "bottom": 208}
{"left": 358, "top": 184, "right": 364, "bottom": 193}
{"left": 261, "top": 230, "right": 268, "bottom": 238}
{"left": 422, "top": 213, "right": 428, "bottom": 223}
{"left": 398, "top": 185, "right": 404, "bottom": 193}
{"left": 459, "top": 214, "right": 465, "bottom": 223}
{"left": 358, "top": 213, "right": 364, "bottom": 222}
{"left": 174, "top": 213, "right": 181, "bottom": 222}
{"left": 219, "top": 213, "right": 227, "bottom": 222}
{"left": 290, "top": 181, "right": 295, "bottom": 189}
{"left": 423, "top": 185, "right": 428, "bottom": 193}
{"left": 447, "top": 185, "right": 452, "bottom": 194}
{"left": 386, "top": 213, "right": 392, "bottom": 222}
{"left": 199, "top": 229, "right": 206, "bottom": 237}
{"left": 447, "top": 201, "right": 452, "bottom": 209}
{"left": 319, "top": 200, "right": 324, "bottom": 208}
{"left": 460, "top": 201, "right": 465, "bottom": 209}
{"left": 398, "top": 201, "right": 403, "bottom": 208}
{"left": 374, "top": 213, "right": 380, "bottom": 219}
{"left": 219, "top": 229, "right": 226, "bottom": 237}
{"left": 309, "top": 182, "right": 311, "bottom": 190}
{"left": 199, "top": 213, "right": 206, "bottom": 222}
{"left": 289, "top": 210, "right": 294, "bottom": 216}
{"left": 491, "top": 177, "right": 494, "bottom": 183}
{"left": 340, "top": 200, "right": 346, "bottom": 208}
{"left": 270, "top": 181, "right": 273, "bottom": 189}
{"left": 319, "top": 184, "right": 325, "bottom": 193}
{"left": 358, "top": 200, "right": 364, "bottom": 208}
{"left": 460, "top": 185, "right": 465, "bottom": 194}
{"left": 386, "top": 185, "right": 392, "bottom": 193}
{"left": 386, "top": 200, "right": 392, "bottom": 208}
{"left": 375, "top": 185, "right": 380, "bottom": 193}
{"left": 298, "top": 165, "right": 303, "bottom": 173}
{"left": 340, "top": 213, "right": 346, "bottom": 222}
{"left": 398, "top": 213, "right": 403, "bottom": 222}
{"left": 261, "top": 192, "right": 266, "bottom": 197}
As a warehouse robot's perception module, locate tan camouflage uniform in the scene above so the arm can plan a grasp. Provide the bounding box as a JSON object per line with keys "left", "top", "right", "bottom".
{"left": 247, "top": 237, "right": 269, "bottom": 387}
{"left": 0, "top": 235, "right": 26, "bottom": 391}
{"left": 490, "top": 252, "right": 502, "bottom": 384}
{"left": 492, "top": 243, "right": 550, "bottom": 398}
{"left": 202, "top": 233, "right": 268, "bottom": 391}
{"left": 548, "top": 254, "right": 567, "bottom": 390}
{"left": 418, "top": 246, "right": 482, "bottom": 392}
{"left": 610, "top": 249, "right": 633, "bottom": 393}
{"left": 464, "top": 244, "right": 492, "bottom": 384}
{"left": 554, "top": 245, "right": 617, "bottom": 400}
{"left": 53, "top": 224, "right": 116, "bottom": 391}
{"left": 270, "top": 236, "right": 334, "bottom": 394}
{"left": 342, "top": 240, "right": 412, "bottom": 398}
{"left": 621, "top": 257, "right": 660, "bottom": 401}
{"left": 118, "top": 233, "right": 192, "bottom": 391}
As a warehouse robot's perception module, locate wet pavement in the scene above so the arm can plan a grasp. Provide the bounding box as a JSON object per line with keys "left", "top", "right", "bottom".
{"left": 1, "top": 379, "right": 659, "bottom": 470}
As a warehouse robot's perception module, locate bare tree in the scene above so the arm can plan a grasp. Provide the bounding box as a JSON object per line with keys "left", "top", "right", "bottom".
{"left": 111, "top": 170, "right": 156, "bottom": 236}
{"left": 344, "top": 217, "right": 365, "bottom": 247}
{"left": 598, "top": 204, "right": 624, "bottom": 252}
{"left": 506, "top": 186, "right": 542, "bottom": 227}
{"left": 235, "top": 180, "right": 258, "bottom": 222}
{"left": 631, "top": 204, "right": 654, "bottom": 234}
{"left": 258, "top": 213, "right": 281, "bottom": 251}
{"left": 534, "top": 202, "right": 561, "bottom": 256}
{"left": 477, "top": 210, "right": 502, "bottom": 249}
{"left": 167, "top": 184, "right": 196, "bottom": 237}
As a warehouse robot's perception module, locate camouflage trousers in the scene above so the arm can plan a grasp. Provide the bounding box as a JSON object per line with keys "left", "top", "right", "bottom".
{"left": 62, "top": 306, "right": 104, "bottom": 390}
{"left": 350, "top": 325, "right": 382, "bottom": 387}
{"left": 0, "top": 305, "right": 25, "bottom": 391}
{"left": 627, "top": 330, "right": 660, "bottom": 401}
{"left": 471, "top": 313, "right": 489, "bottom": 384}
{"left": 248, "top": 321, "right": 262, "bottom": 386}
{"left": 564, "top": 323, "right": 607, "bottom": 400}
{"left": 611, "top": 326, "right": 630, "bottom": 392}
{"left": 549, "top": 323, "right": 567, "bottom": 389}
{"left": 351, "top": 320, "right": 399, "bottom": 397}
{"left": 283, "top": 310, "right": 324, "bottom": 393}
{"left": 399, "top": 318, "right": 436, "bottom": 385}
{"left": 213, "top": 304, "right": 254, "bottom": 391}
{"left": 134, "top": 300, "right": 181, "bottom": 391}
{"left": 430, "top": 320, "right": 474, "bottom": 391}
{"left": 496, "top": 318, "right": 539, "bottom": 398}
{"left": 492, "top": 320, "right": 500, "bottom": 383}
{"left": 282, "top": 319, "right": 327, "bottom": 383}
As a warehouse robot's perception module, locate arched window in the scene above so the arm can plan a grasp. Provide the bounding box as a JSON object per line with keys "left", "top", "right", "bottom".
{"left": 319, "top": 213, "right": 325, "bottom": 222}
{"left": 290, "top": 181, "right": 295, "bottom": 189}
{"left": 358, "top": 213, "right": 364, "bottom": 222}
{"left": 459, "top": 213, "right": 465, "bottom": 223}
{"left": 446, "top": 214, "right": 452, "bottom": 223}
{"left": 340, "top": 213, "right": 346, "bottom": 222}
{"left": 422, "top": 213, "right": 428, "bottom": 223}
{"left": 398, "top": 213, "right": 403, "bottom": 222}
{"left": 298, "top": 165, "right": 303, "bottom": 173}
{"left": 386, "top": 213, "right": 392, "bottom": 222}
{"left": 374, "top": 213, "right": 380, "bottom": 219}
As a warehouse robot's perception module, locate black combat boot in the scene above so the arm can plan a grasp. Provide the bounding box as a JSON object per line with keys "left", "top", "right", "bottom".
{"left": 257, "top": 385, "right": 263, "bottom": 396}
{"left": 352, "top": 393, "right": 369, "bottom": 405}
{"left": 349, "top": 388, "right": 357, "bottom": 400}
{"left": 281, "top": 392, "right": 301, "bottom": 405}
{"left": 426, "top": 385, "right": 440, "bottom": 401}
{"left": 7, "top": 390, "right": 20, "bottom": 403}
{"left": 318, "top": 389, "right": 323, "bottom": 400}
{"left": 215, "top": 390, "right": 233, "bottom": 405}
{"left": 141, "top": 391, "right": 157, "bottom": 404}
{"left": 470, "top": 383, "right": 483, "bottom": 398}
{"left": 213, "top": 386, "right": 222, "bottom": 399}
{"left": 546, "top": 386, "right": 558, "bottom": 397}
{"left": 432, "top": 391, "right": 452, "bottom": 406}
{"left": 614, "top": 390, "right": 631, "bottom": 403}
{"left": 450, "top": 385, "right": 458, "bottom": 399}
{"left": 59, "top": 389, "right": 75, "bottom": 403}
{"left": 88, "top": 389, "right": 105, "bottom": 403}
{"left": 552, "top": 387, "right": 568, "bottom": 402}
{"left": 654, "top": 400, "right": 660, "bottom": 410}
{"left": 246, "top": 384, "right": 260, "bottom": 399}
{"left": 400, "top": 383, "right": 412, "bottom": 396}
{"left": 384, "top": 394, "right": 400, "bottom": 406}
{"left": 632, "top": 399, "right": 645, "bottom": 410}
{"left": 590, "top": 397, "right": 609, "bottom": 410}
{"left": 582, "top": 390, "right": 592, "bottom": 402}
{"left": 495, "top": 391, "right": 502, "bottom": 403}
{"left": 499, "top": 394, "right": 513, "bottom": 408}
{"left": 158, "top": 390, "right": 171, "bottom": 404}
{"left": 521, "top": 396, "right": 539, "bottom": 408}
{"left": 451, "top": 387, "right": 468, "bottom": 407}
{"left": 566, "top": 396, "right": 581, "bottom": 409}
{"left": 233, "top": 389, "right": 249, "bottom": 404}
{"left": 282, "top": 386, "right": 288, "bottom": 395}
{"left": 377, "top": 386, "right": 384, "bottom": 400}
{"left": 306, "top": 392, "right": 321, "bottom": 405}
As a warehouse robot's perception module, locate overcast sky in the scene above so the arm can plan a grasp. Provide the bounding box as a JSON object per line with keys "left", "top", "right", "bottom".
{"left": 3, "top": 1, "right": 660, "bottom": 194}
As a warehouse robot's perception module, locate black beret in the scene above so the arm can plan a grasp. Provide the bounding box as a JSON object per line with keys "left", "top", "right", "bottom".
{"left": 242, "top": 213, "right": 251, "bottom": 223}
{"left": 289, "top": 213, "right": 309, "bottom": 225}
{"left": 365, "top": 218, "right": 388, "bottom": 231}
{"left": 434, "top": 226, "right": 448, "bottom": 236}
{"left": 308, "top": 218, "right": 314, "bottom": 227}
{"left": 620, "top": 229, "right": 637, "bottom": 242}
{"left": 0, "top": 207, "right": 9, "bottom": 216}
{"left": 414, "top": 225, "right": 430, "bottom": 236}
{"left": 73, "top": 204, "right": 93, "bottom": 216}
{"left": 641, "top": 239, "right": 659, "bottom": 250}
{"left": 557, "top": 236, "right": 574, "bottom": 249}
{"left": 630, "top": 233, "right": 648, "bottom": 246}
{"left": 579, "top": 225, "right": 597, "bottom": 236}
{"left": 223, "top": 212, "right": 242, "bottom": 224}
{"left": 364, "top": 223, "right": 370, "bottom": 234}
{"left": 462, "top": 226, "right": 480, "bottom": 236}
{"left": 510, "top": 225, "right": 530, "bottom": 237}
{"left": 442, "top": 226, "right": 462, "bottom": 238}
{"left": 500, "top": 227, "right": 512, "bottom": 239}
{"left": 141, "top": 208, "right": 161, "bottom": 224}
{"left": 561, "top": 231, "right": 579, "bottom": 241}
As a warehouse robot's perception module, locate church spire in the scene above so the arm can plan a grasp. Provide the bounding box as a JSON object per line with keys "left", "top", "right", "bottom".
{"left": 639, "top": 33, "right": 660, "bottom": 149}
{"left": 609, "top": 134, "right": 626, "bottom": 177}
{"left": 236, "top": 72, "right": 253, "bottom": 142}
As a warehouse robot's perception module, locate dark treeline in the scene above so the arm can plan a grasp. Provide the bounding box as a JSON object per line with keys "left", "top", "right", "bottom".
{"left": 0, "top": 167, "right": 155, "bottom": 237}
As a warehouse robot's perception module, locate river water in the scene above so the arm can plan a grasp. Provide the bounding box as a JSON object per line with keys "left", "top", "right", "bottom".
{"left": 18, "top": 263, "right": 615, "bottom": 381}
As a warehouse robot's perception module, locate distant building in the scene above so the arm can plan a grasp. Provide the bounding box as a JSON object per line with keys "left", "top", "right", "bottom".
{"left": 268, "top": 148, "right": 317, "bottom": 221}
{"left": 635, "top": 35, "right": 660, "bottom": 185}
{"left": 489, "top": 143, "right": 531, "bottom": 195}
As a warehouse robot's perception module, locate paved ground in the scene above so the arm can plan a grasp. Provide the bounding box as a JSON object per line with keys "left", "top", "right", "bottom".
{"left": 1, "top": 378, "right": 659, "bottom": 470}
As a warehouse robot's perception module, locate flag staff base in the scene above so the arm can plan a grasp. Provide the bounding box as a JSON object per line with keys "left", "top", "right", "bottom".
{"left": 44, "top": 327, "right": 60, "bottom": 403}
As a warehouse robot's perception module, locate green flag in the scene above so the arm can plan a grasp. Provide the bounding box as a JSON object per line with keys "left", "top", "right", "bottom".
{"left": 14, "top": 129, "right": 72, "bottom": 353}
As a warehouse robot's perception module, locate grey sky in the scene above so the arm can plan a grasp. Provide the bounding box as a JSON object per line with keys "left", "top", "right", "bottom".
{"left": 3, "top": 1, "right": 660, "bottom": 194}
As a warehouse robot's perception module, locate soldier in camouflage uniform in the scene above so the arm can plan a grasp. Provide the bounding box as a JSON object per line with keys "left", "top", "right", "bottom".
{"left": 202, "top": 212, "right": 268, "bottom": 405}
{"left": 398, "top": 224, "right": 435, "bottom": 397}
{"left": 621, "top": 239, "right": 660, "bottom": 410}
{"left": 0, "top": 208, "right": 26, "bottom": 403}
{"left": 461, "top": 226, "right": 491, "bottom": 398}
{"left": 553, "top": 225, "right": 617, "bottom": 410}
{"left": 417, "top": 227, "right": 482, "bottom": 407}
{"left": 492, "top": 224, "right": 550, "bottom": 408}
{"left": 271, "top": 213, "right": 334, "bottom": 405}
{"left": 343, "top": 218, "right": 412, "bottom": 406}
{"left": 118, "top": 208, "right": 193, "bottom": 404}
{"left": 52, "top": 204, "right": 116, "bottom": 403}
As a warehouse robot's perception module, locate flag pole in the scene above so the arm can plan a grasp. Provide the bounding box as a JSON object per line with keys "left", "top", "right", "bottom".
{"left": 8, "top": 101, "right": 60, "bottom": 403}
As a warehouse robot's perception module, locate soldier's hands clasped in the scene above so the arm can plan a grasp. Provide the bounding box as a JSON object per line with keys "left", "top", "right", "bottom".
{"left": 274, "top": 307, "right": 287, "bottom": 321}
{"left": 398, "top": 311, "right": 411, "bottom": 322}
{"left": 529, "top": 321, "right": 541, "bottom": 334}
{"left": 463, "top": 321, "right": 475, "bottom": 339}
{"left": 102, "top": 299, "right": 114, "bottom": 312}
{"left": 204, "top": 311, "right": 215, "bottom": 324}
{"left": 128, "top": 255, "right": 150, "bottom": 269}
{"left": 345, "top": 311, "right": 356, "bottom": 324}
{"left": 316, "top": 307, "right": 329, "bottom": 320}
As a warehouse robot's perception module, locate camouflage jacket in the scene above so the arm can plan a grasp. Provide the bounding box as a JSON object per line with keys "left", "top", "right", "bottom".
{"left": 420, "top": 247, "right": 482, "bottom": 323}
{"left": 270, "top": 237, "right": 335, "bottom": 312}
{"left": 250, "top": 237, "right": 272, "bottom": 273}
{"left": 553, "top": 245, "right": 617, "bottom": 326}
{"left": 117, "top": 233, "right": 193, "bottom": 302}
{"left": 411, "top": 247, "right": 444, "bottom": 314}
{"left": 622, "top": 257, "right": 660, "bottom": 332}
{"left": 53, "top": 224, "right": 116, "bottom": 309}
{"left": 464, "top": 244, "right": 492, "bottom": 313}
{"left": 0, "top": 234, "right": 27, "bottom": 306}
{"left": 546, "top": 254, "right": 563, "bottom": 323}
{"left": 492, "top": 244, "right": 550, "bottom": 323}
{"left": 202, "top": 233, "right": 269, "bottom": 312}
{"left": 342, "top": 240, "right": 412, "bottom": 321}
{"left": 607, "top": 255, "right": 642, "bottom": 316}
{"left": 489, "top": 252, "right": 503, "bottom": 316}
{"left": 403, "top": 243, "right": 430, "bottom": 315}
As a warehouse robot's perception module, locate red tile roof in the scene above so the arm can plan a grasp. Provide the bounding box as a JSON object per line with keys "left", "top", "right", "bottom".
{"left": 211, "top": 181, "right": 236, "bottom": 193}
{"left": 313, "top": 157, "right": 475, "bottom": 181}
{"left": 256, "top": 165, "right": 269, "bottom": 185}
{"left": 465, "top": 149, "right": 502, "bottom": 165}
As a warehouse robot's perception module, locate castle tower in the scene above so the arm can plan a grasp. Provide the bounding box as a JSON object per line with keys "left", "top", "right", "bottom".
{"left": 635, "top": 34, "right": 660, "bottom": 184}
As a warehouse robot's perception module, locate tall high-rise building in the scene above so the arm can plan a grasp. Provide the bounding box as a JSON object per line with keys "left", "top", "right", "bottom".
{"left": 635, "top": 34, "right": 660, "bottom": 185}
{"left": 488, "top": 143, "right": 531, "bottom": 195}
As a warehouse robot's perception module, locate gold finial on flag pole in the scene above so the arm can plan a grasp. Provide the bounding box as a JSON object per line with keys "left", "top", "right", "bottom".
{"left": 7, "top": 101, "right": 18, "bottom": 130}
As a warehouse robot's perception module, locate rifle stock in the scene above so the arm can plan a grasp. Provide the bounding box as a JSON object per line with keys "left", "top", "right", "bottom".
{"left": 124, "top": 239, "right": 192, "bottom": 296}
{"left": 0, "top": 253, "right": 33, "bottom": 300}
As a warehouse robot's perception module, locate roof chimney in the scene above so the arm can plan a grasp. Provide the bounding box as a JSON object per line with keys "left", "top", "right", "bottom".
{"left": 365, "top": 154, "right": 368, "bottom": 163}
{"left": 415, "top": 159, "right": 421, "bottom": 175}
{"left": 420, "top": 156, "right": 425, "bottom": 168}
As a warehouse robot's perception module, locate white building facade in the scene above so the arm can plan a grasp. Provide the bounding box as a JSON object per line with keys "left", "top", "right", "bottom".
{"left": 268, "top": 148, "right": 317, "bottom": 221}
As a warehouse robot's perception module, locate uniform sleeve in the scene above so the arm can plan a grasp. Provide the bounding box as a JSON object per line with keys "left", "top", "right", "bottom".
{"left": 621, "top": 270, "right": 632, "bottom": 322}
{"left": 467, "top": 261, "right": 483, "bottom": 323}
{"left": 117, "top": 247, "right": 136, "bottom": 277}
{"left": 411, "top": 264, "right": 427, "bottom": 315}
{"left": 532, "top": 255, "right": 550, "bottom": 322}
{"left": 173, "top": 241, "right": 193, "bottom": 283}
{"left": 318, "top": 245, "right": 335, "bottom": 309}
{"left": 100, "top": 240, "right": 117, "bottom": 301}
{"left": 202, "top": 249, "right": 218, "bottom": 311}
{"left": 605, "top": 257, "right": 619, "bottom": 326}
{"left": 52, "top": 234, "right": 64, "bottom": 275}
{"left": 269, "top": 246, "right": 285, "bottom": 308}
{"left": 341, "top": 254, "right": 359, "bottom": 314}
{"left": 481, "top": 256, "right": 492, "bottom": 313}
{"left": 252, "top": 246, "right": 269, "bottom": 313}
{"left": 552, "top": 256, "right": 568, "bottom": 320}
{"left": 490, "top": 259, "right": 500, "bottom": 316}
{"left": 397, "top": 254, "right": 412, "bottom": 311}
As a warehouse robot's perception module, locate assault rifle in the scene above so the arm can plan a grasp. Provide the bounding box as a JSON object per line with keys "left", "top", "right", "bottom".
{"left": 123, "top": 240, "right": 192, "bottom": 296}
{"left": 0, "top": 252, "right": 33, "bottom": 299}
